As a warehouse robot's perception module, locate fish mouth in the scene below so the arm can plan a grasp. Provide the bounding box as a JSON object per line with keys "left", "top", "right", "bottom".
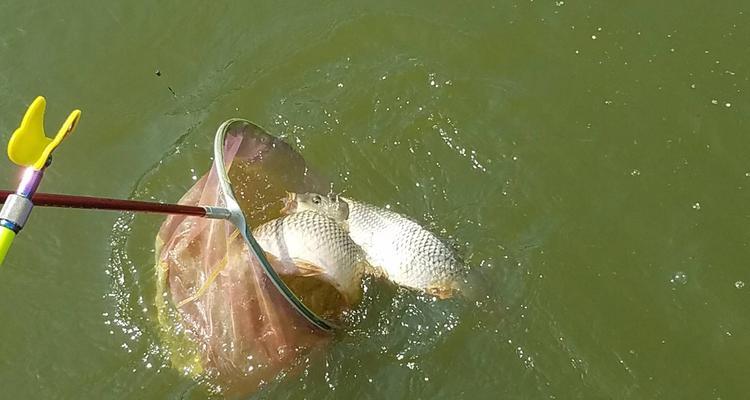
{"left": 280, "top": 191, "right": 297, "bottom": 214}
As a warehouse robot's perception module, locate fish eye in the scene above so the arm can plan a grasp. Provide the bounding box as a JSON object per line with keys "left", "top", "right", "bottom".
{"left": 312, "top": 195, "right": 321, "bottom": 204}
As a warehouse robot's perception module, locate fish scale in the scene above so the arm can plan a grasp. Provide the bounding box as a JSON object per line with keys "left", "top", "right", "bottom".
{"left": 347, "top": 198, "right": 462, "bottom": 293}
{"left": 253, "top": 210, "right": 365, "bottom": 304}
{"left": 290, "top": 193, "right": 464, "bottom": 297}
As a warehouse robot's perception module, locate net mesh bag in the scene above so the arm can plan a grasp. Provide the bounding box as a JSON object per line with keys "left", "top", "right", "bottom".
{"left": 154, "top": 121, "right": 331, "bottom": 396}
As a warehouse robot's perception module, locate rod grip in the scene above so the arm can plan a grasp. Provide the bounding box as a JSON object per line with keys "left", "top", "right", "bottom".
{"left": 0, "top": 227, "right": 16, "bottom": 265}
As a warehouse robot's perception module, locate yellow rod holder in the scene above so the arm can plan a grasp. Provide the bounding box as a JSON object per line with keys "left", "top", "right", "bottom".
{"left": 0, "top": 96, "right": 80, "bottom": 265}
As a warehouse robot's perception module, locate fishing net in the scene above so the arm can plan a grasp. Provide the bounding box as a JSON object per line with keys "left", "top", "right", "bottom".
{"left": 154, "top": 120, "right": 336, "bottom": 396}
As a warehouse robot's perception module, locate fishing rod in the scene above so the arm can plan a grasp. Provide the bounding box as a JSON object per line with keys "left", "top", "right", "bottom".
{"left": 0, "top": 97, "right": 79, "bottom": 264}
{"left": 0, "top": 190, "right": 232, "bottom": 218}
{"left": 0, "top": 104, "right": 336, "bottom": 330}
{"left": 0, "top": 97, "right": 230, "bottom": 264}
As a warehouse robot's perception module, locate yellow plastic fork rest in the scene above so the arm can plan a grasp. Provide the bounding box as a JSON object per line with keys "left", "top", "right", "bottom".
{"left": 7, "top": 96, "right": 81, "bottom": 169}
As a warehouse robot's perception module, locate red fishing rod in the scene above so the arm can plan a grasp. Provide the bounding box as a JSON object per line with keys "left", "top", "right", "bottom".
{"left": 0, "top": 189, "right": 231, "bottom": 218}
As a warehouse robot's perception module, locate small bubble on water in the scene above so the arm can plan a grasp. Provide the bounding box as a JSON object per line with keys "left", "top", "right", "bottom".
{"left": 692, "top": 202, "right": 701, "bottom": 210}
{"left": 630, "top": 169, "right": 641, "bottom": 176}
{"left": 670, "top": 272, "right": 688, "bottom": 285}
{"left": 735, "top": 281, "right": 745, "bottom": 289}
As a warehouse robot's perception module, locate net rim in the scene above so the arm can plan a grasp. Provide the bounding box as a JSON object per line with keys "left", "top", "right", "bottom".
{"left": 212, "top": 118, "right": 336, "bottom": 332}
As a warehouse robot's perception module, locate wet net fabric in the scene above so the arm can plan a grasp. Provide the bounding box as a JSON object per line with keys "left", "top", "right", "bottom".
{"left": 154, "top": 123, "right": 330, "bottom": 396}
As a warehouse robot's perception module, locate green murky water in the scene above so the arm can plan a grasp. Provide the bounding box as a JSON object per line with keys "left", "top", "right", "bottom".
{"left": 1, "top": 1, "right": 749, "bottom": 398}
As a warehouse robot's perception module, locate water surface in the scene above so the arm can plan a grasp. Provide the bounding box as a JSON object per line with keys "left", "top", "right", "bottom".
{"left": 1, "top": 1, "right": 748, "bottom": 398}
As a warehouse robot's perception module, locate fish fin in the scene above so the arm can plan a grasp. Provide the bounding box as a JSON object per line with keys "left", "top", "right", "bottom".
{"left": 363, "top": 262, "right": 388, "bottom": 279}
{"left": 280, "top": 191, "right": 296, "bottom": 215}
{"left": 426, "top": 284, "right": 458, "bottom": 300}
{"left": 292, "top": 258, "right": 325, "bottom": 277}
{"left": 262, "top": 252, "right": 296, "bottom": 275}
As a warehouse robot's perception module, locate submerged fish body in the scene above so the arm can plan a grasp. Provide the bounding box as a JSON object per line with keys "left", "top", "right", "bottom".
{"left": 253, "top": 210, "right": 366, "bottom": 306}
{"left": 286, "top": 193, "right": 464, "bottom": 298}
